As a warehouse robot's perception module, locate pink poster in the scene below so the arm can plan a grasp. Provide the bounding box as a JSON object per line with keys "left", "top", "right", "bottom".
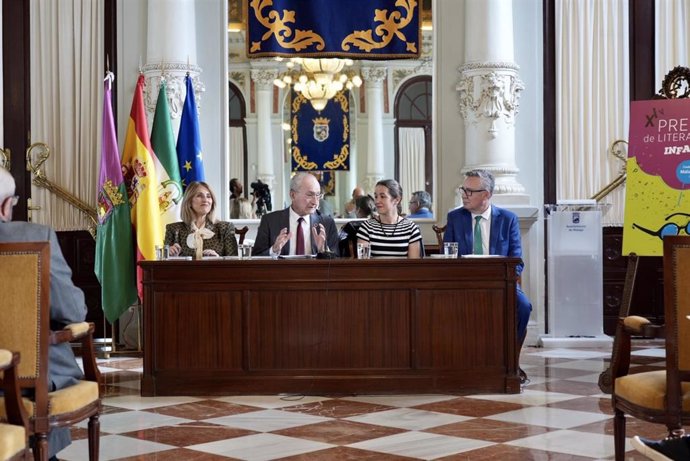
{"left": 623, "top": 98, "right": 690, "bottom": 256}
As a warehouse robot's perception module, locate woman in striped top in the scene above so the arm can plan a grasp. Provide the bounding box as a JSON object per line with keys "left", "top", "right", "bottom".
{"left": 356, "top": 179, "right": 422, "bottom": 258}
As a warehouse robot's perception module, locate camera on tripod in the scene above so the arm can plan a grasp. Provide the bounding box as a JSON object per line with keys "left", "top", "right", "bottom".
{"left": 250, "top": 180, "right": 272, "bottom": 217}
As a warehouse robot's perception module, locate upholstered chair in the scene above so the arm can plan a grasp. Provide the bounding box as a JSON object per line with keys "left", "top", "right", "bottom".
{"left": 611, "top": 236, "right": 690, "bottom": 461}
{"left": 0, "top": 242, "right": 102, "bottom": 461}
{"left": 0, "top": 349, "right": 29, "bottom": 461}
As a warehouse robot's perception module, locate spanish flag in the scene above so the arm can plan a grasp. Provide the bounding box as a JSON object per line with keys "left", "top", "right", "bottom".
{"left": 121, "top": 74, "right": 163, "bottom": 298}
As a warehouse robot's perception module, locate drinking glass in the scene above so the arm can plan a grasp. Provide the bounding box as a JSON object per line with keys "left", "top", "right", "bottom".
{"left": 155, "top": 245, "right": 169, "bottom": 260}
{"left": 443, "top": 242, "right": 459, "bottom": 258}
{"left": 239, "top": 243, "right": 253, "bottom": 260}
{"left": 357, "top": 242, "right": 371, "bottom": 259}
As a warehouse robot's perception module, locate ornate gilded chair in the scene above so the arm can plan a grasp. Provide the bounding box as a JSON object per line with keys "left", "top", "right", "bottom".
{"left": 611, "top": 236, "right": 690, "bottom": 460}
{"left": 0, "top": 349, "right": 29, "bottom": 461}
{"left": 0, "top": 242, "right": 102, "bottom": 461}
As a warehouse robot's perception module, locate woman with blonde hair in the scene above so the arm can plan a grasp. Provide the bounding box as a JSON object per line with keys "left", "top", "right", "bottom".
{"left": 165, "top": 181, "right": 237, "bottom": 258}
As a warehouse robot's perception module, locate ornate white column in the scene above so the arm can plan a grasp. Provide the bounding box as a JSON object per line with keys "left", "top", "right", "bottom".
{"left": 250, "top": 67, "right": 279, "bottom": 190}
{"left": 361, "top": 67, "right": 387, "bottom": 193}
{"left": 456, "top": 0, "right": 527, "bottom": 204}
{"left": 141, "top": 0, "right": 203, "bottom": 130}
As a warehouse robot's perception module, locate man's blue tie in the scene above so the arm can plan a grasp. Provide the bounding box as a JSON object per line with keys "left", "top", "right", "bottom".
{"left": 473, "top": 216, "right": 483, "bottom": 255}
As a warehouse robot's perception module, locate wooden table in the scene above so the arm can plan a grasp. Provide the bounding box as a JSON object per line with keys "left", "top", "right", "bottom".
{"left": 140, "top": 257, "right": 521, "bottom": 396}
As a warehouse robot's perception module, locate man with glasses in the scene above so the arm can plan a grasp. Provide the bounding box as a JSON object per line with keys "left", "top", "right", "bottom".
{"left": 408, "top": 190, "right": 433, "bottom": 218}
{"left": 0, "top": 167, "right": 87, "bottom": 460}
{"left": 443, "top": 169, "right": 532, "bottom": 384}
{"left": 254, "top": 172, "right": 339, "bottom": 256}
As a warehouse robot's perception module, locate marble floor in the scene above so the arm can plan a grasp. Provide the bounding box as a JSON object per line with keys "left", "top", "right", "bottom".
{"left": 56, "top": 341, "right": 677, "bottom": 460}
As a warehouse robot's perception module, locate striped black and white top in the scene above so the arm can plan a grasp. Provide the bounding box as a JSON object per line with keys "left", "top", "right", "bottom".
{"left": 356, "top": 217, "right": 422, "bottom": 258}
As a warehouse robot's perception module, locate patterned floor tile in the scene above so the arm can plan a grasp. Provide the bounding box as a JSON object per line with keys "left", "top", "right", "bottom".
{"left": 186, "top": 433, "right": 334, "bottom": 460}
{"left": 412, "top": 396, "right": 527, "bottom": 418}
{"left": 485, "top": 406, "right": 611, "bottom": 429}
{"left": 280, "top": 398, "right": 395, "bottom": 418}
{"left": 119, "top": 421, "right": 257, "bottom": 446}
{"left": 425, "top": 417, "right": 554, "bottom": 443}
{"left": 274, "top": 419, "right": 406, "bottom": 444}
{"left": 58, "top": 341, "right": 689, "bottom": 460}
{"left": 345, "top": 407, "right": 472, "bottom": 431}
{"left": 203, "top": 408, "right": 332, "bottom": 432}
{"left": 348, "top": 430, "right": 494, "bottom": 460}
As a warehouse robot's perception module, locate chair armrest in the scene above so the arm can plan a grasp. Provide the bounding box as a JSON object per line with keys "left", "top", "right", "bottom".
{"left": 51, "top": 321, "right": 92, "bottom": 344}
{"left": 622, "top": 315, "right": 665, "bottom": 338}
{"left": 50, "top": 323, "right": 101, "bottom": 389}
{"left": 610, "top": 316, "right": 664, "bottom": 382}
{"left": 0, "top": 349, "right": 29, "bottom": 431}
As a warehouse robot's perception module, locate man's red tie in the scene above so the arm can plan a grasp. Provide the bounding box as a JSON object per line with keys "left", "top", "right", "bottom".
{"left": 296, "top": 217, "right": 305, "bottom": 255}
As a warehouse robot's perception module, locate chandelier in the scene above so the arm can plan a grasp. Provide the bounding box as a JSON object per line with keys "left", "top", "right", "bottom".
{"left": 274, "top": 57, "right": 363, "bottom": 111}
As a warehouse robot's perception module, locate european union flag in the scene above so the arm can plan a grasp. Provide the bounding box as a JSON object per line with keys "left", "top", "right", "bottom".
{"left": 176, "top": 75, "right": 205, "bottom": 188}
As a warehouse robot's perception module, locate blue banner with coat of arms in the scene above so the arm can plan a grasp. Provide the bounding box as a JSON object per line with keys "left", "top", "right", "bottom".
{"left": 291, "top": 90, "right": 350, "bottom": 172}
{"left": 247, "top": 0, "right": 420, "bottom": 59}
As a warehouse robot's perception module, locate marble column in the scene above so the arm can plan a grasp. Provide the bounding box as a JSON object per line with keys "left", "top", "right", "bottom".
{"left": 141, "top": 0, "right": 203, "bottom": 131}
{"left": 456, "top": 0, "right": 526, "bottom": 204}
{"left": 250, "top": 67, "right": 279, "bottom": 191}
{"left": 361, "top": 67, "right": 387, "bottom": 193}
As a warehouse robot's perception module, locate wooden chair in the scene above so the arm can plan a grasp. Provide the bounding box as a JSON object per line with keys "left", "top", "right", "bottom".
{"left": 0, "top": 242, "right": 102, "bottom": 461}
{"left": 0, "top": 350, "right": 29, "bottom": 461}
{"left": 610, "top": 236, "right": 690, "bottom": 460}
{"left": 432, "top": 224, "right": 446, "bottom": 248}
{"left": 235, "top": 226, "right": 249, "bottom": 244}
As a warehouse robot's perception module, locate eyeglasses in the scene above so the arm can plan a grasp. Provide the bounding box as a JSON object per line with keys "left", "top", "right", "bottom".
{"left": 632, "top": 212, "right": 690, "bottom": 240}
{"left": 460, "top": 187, "right": 486, "bottom": 197}
{"left": 302, "top": 192, "right": 323, "bottom": 200}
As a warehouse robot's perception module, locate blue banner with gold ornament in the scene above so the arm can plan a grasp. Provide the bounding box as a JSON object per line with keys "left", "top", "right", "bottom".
{"left": 247, "top": 0, "right": 420, "bottom": 59}
{"left": 291, "top": 90, "right": 350, "bottom": 172}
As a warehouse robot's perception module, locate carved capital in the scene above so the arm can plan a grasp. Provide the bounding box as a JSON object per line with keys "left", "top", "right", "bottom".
{"left": 456, "top": 63, "right": 525, "bottom": 138}
{"left": 142, "top": 62, "right": 204, "bottom": 118}
{"left": 251, "top": 69, "right": 279, "bottom": 86}
{"left": 361, "top": 67, "right": 387, "bottom": 83}
{"left": 363, "top": 174, "right": 383, "bottom": 193}
{"left": 459, "top": 165, "right": 526, "bottom": 196}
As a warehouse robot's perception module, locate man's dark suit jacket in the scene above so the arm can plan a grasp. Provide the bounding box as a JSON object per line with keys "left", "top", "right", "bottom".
{"left": 443, "top": 205, "right": 524, "bottom": 275}
{"left": 254, "top": 208, "right": 340, "bottom": 256}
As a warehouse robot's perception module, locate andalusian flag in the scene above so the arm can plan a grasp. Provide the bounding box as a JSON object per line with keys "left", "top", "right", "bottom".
{"left": 150, "top": 81, "right": 183, "bottom": 226}
{"left": 121, "top": 74, "right": 163, "bottom": 298}
{"left": 95, "top": 73, "right": 137, "bottom": 323}
{"left": 176, "top": 74, "right": 205, "bottom": 188}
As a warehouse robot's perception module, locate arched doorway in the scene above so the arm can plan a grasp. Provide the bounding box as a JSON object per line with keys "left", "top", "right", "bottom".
{"left": 394, "top": 76, "right": 432, "bottom": 202}
{"left": 228, "top": 81, "right": 248, "bottom": 197}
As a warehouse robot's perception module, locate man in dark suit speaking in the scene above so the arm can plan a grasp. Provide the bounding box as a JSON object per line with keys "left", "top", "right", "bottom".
{"left": 0, "top": 167, "right": 87, "bottom": 459}
{"left": 444, "top": 169, "right": 532, "bottom": 383}
{"left": 254, "top": 172, "right": 339, "bottom": 257}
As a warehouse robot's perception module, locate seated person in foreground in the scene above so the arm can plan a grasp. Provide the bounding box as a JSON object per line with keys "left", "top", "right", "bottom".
{"left": 253, "top": 172, "right": 339, "bottom": 256}
{"left": 0, "top": 167, "right": 87, "bottom": 459}
{"left": 443, "top": 169, "right": 532, "bottom": 383}
{"left": 357, "top": 179, "right": 422, "bottom": 258}
{"left": 339, "top": 194, "right": 376, "bottom": 257}
{"left": 165, "top": 181, "right": 238, "bottom": 258}
{"left": 408, "top": 190, "right": 433, "bottom": 218}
